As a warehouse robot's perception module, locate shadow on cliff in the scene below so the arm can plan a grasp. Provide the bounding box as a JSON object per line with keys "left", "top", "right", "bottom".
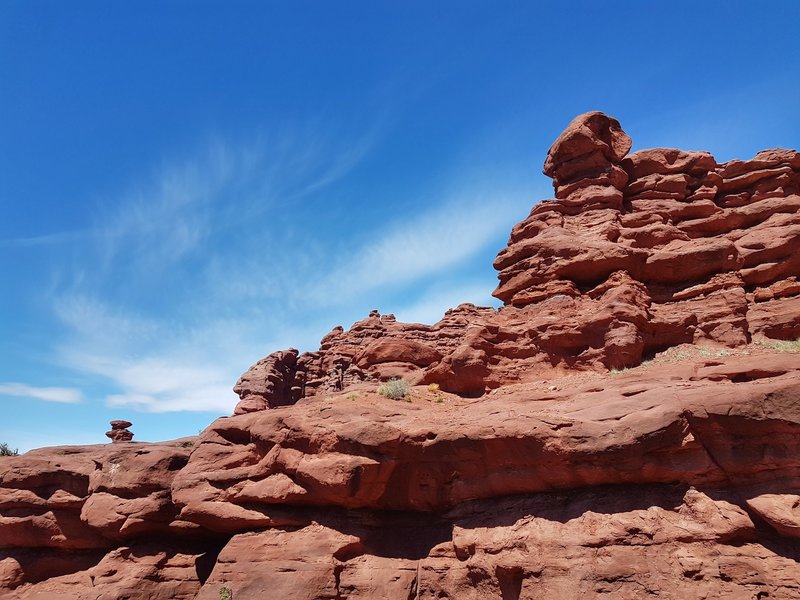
{"left": 307, "top": 482, "right": 800, "bottom": 563}
{"left": 448, "top": 482, "right": 694, "bottom": 527}
{"left": 190, "top": 486, "right": 713, "bottom": 562}
{"left": 1, "top": 537, "right": 230, "bottom": 587}
{"left": 307, "top": 507, "right": 453, "bottom": 560}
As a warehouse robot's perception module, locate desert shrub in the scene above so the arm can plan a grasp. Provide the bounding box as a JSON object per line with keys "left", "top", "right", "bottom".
{"left": 1, "top": 442, "right": 19, "bottom": 456}
{"left": 759, "top": 338, "right": 800, "bottom": 353}
{"left": 378, "top": 378, "right": 410, "bottom": 400}
{"left": 427, "top": 383, "right": 440, "bottom": 392}
{"left": 697, "top": 347, "right": 731, "bottom": 358}
{"left": 219, "top": 586, "right": 233, "bottom": 600}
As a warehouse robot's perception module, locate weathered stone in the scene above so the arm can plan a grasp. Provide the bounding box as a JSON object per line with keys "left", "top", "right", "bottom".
{"left": 3, "top": 112, "right": 800, "bottom": 599}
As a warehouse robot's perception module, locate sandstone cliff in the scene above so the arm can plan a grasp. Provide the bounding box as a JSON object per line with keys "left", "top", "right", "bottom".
{"left": 2, "top": 112, "right": 799, "bottom": 599}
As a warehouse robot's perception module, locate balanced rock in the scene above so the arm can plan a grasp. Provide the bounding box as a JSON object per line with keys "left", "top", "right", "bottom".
{"left": 105, "top": 420, "right": 133, "bottom": 443}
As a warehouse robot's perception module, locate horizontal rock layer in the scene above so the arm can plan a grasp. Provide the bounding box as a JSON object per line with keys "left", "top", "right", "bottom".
{"left": 3, "top": 353, "right": 800, "bottom": 598}
{"left": 229, "top": 116, "right": 800, "bottom": 407}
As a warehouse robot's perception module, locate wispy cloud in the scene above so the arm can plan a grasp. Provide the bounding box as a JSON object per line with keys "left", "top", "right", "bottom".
{"left": 54, "top": 294, "right": 159, "bottom": 347}
{"left": 0, "top": 230, "right": 89, "bottom": 248}
{"left": 90, "top": 125, "right": 379, "bottom": 277}
{"left": 46, "top": 122, "right": 383, "bottom": 414}
{"left": 93, "top": 357, "right": 238, "bottom": 413}
{"left": 52, "top": 293, "right": 287, "bottom": 414}
{"left": 44, "top": 117, "right": 537, "bottom": 415}
{"left": 0, "top": 383, "right": 83, "bottom": 404}
{"left": 306, "top": 186, "right": 530, "bottom": 306}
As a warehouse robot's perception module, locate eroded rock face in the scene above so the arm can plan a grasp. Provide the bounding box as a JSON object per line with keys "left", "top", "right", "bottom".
{"left": 0, "top": 441, "right": 198, "bottom": 550}
{"left": 5, "top": 353, "right": 800, "bottom": 598}
{"left": 493, "top": 116, "right": 800, "bottom": 374}
{"left": 231, "top": 113, "right": 799, "bottom": 400}
{"left": 233, "top": 304, "right": 497, "bottom": 406}
{"left": 2, "top": 112, "right": 800, "bottom": 598}
{"left": 0, "top": 438, "right": 223, "bottom": 599}
{"left": 174, "top": 355, "right": 800, "bottom": 521}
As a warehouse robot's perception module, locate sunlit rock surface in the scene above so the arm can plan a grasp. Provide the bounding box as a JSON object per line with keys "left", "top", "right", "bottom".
{"left": 3, "top": 112, "right": 799, "bottom": 599}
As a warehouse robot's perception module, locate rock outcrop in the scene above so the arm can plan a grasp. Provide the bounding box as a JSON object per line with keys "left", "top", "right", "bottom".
{"left": 2, "top": 112, "right": 799, "bottom": 599}
{"left": 105, "top": 420, "right": 134, "bottom": 443}
{"left": 494, "top": 113, "right": 800, "bottom": 369}
{"left": 232, "top": 112, "right": 800, "bottom": 402}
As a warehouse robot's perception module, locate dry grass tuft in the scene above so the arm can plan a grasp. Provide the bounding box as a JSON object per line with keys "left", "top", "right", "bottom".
{"left": 378, "top": 378, "right": 411, "bottom": 400}
{"left": 756, "top": 338, "right": 800, "bottom": 353}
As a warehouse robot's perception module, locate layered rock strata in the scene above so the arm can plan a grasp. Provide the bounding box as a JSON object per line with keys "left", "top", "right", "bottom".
{"left": 233, "top": 112, "right": 800, "bottom": 405}
{"left": 494, "top": 114, "right": 800, "bottom": 365}
{"left": 3, "top": 354, "right": 800, "bottom": 598}
{"left": 2, "top": 112, "right": 799, "bottom": 599}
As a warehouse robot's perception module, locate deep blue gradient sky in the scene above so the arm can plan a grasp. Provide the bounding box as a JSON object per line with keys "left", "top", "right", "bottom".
{"left": 2, "top": 2, "right": 798, "bottom": 451}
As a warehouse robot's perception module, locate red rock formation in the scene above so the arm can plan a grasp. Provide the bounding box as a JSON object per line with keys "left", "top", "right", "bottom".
{"left": 494, "top": 113, "right": 800, "bottom": 367}
{"left": 229, "top": 113, "right": 799, "bottom": 399}
{"left": 105, "top": 419, "right": 134, "bottom": 443}
{"left": 232, "top": 305, "right": 496, "bottom": 410}
{"left": 2, "top": 112, "right": 799, "bottom": 598}
{"left": 4, "top": 353, "right": 800, "bottom": 598}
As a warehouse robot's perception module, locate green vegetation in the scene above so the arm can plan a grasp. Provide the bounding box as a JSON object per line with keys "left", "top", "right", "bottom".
{"left": 377, "top": 378, "right": 411, "bottom": 400}
{"left": 1, "top": 442, "right": 19, "bottom": 456}
{"left": 219, "top": 585, "right": 233, "bottom": 600}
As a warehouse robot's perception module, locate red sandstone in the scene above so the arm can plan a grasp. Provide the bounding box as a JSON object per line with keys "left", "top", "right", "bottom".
{"left": 2, "top": 112, "right": 799, "bottom": 599}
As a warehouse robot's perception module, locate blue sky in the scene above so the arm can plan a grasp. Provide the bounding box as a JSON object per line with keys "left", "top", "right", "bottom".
{"left": 1, "top": 2, "right": 798, "bottom": 452}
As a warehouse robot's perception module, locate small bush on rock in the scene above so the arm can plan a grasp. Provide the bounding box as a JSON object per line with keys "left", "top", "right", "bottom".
{"left": 378, "top": 378, "right": 410, "bottom": 400}
{"left": 1, "top": 442, "right": 19, "bottom": 456}
{"left": 759, "top": 338, "right": 800, "bottom": 353}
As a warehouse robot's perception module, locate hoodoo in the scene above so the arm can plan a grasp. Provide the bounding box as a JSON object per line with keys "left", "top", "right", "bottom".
{"left": 2, "top": 112, "right": 799, "bottom": 599}
{"left": 105, "top": 420, "right": 134, "bottom": 443}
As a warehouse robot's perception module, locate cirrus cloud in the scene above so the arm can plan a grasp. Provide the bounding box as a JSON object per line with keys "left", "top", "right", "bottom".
{"left": 0, "top": 382, "right": 83, "bottom": 404}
